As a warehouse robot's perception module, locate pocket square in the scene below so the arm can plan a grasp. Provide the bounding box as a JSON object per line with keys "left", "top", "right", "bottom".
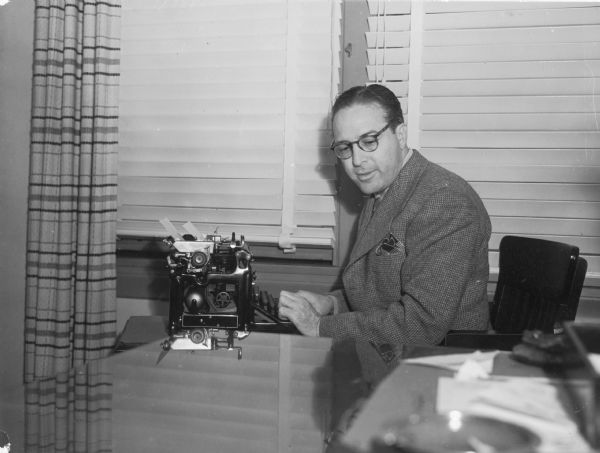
{"left": 376, "top": 232, "right": 402, "bottom": 255}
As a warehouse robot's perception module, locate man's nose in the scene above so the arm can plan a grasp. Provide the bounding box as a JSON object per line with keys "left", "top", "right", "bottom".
{"left": 351, "top": 143, "right": 366, "bottom": 167}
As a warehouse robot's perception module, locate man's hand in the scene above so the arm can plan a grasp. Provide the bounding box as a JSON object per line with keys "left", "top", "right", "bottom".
{"left": 294, "top": 290, "right": 336, "bottom": 316}
{"left": 278, "top": 290, "right": 335, "bottom": 336}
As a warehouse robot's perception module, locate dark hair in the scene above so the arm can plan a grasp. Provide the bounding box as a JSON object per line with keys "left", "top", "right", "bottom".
{"left": 331, "top": 84, "right": 404, "bottom": 130}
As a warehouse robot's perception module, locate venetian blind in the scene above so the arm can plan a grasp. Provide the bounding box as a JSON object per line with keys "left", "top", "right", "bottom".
{"left": 117, "top": 0, "right": 341, "bottom": 252}
{"left": 366, "top": 0, "right": 600, "bottom": 279}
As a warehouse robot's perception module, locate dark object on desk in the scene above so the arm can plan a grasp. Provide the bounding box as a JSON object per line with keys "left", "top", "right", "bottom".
{"left": 510, "top": 329, "right": 579, "bottom": 366}
{"left": 371, "top": 412, "right": 540, "bottom": 453}
{"left": 554, "top": 321, "right": 600, "bottom": 449}
{"left": 444, "top": 235, "right": 587, "bottom": 351}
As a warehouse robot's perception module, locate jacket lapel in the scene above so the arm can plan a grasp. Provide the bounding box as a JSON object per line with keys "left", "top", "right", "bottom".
{"left": 346, "top": 151, "right": 429, "bottom": 267}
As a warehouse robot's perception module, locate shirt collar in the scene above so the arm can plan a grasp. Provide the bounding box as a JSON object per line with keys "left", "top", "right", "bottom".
{"left": 374, "top": 148, "right": 414, "bottom": 201}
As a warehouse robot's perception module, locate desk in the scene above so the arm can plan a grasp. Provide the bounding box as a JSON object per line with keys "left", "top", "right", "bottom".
{"left": 0, "top": 335, "right": 591, "bottom": 453}
{"left": 0, "top": 332, "right": 372, "bottom": 453}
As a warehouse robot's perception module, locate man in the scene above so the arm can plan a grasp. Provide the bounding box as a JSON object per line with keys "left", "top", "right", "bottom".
{"left": 279, "top": 84, "right": 491, "bottom": 349}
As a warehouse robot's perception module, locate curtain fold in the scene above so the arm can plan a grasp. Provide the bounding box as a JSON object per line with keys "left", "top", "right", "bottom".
{"left": 25, "top": 359, "right": 114, "bottom": 453}
{"left": 25, "top": 0, "right": 121, "bottom": 382}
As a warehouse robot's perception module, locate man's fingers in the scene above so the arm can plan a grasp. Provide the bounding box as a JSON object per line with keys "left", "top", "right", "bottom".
{"left": 279, "top": 291, "right": 303, "bottom": 304}
{"left": 278, "top": 305, "right": 292, "bottom": 321}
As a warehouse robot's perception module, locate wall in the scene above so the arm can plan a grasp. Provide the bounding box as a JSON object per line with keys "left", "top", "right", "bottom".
{"left": 0, "top": 0, "right": 34, "bottom": 388}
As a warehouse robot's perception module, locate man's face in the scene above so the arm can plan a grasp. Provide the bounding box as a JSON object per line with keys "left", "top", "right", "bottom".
{"left": 332, "top": 103, "right": 407, "bottom": 195}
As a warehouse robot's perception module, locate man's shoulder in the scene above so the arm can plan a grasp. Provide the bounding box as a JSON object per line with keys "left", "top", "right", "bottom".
{"left": 416, "top": 152, "right": 463, "bottom": 183}
{"left": 404, "top": 152, "right": 489, "bottom": 225}
{"left": 413, "top": 151, "right": 479, "bottom": 198}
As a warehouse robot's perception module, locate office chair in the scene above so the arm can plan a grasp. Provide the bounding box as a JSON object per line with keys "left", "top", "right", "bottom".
{"left": 444, "top": 235, "right": 588, "bottom": 351}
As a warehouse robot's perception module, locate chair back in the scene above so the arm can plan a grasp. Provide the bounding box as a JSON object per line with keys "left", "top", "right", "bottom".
{"left": 562, "top": 256, "right": 588, "bottom": 322}
{"left": 491, "top": 235, "right": 584, "bottom": 334}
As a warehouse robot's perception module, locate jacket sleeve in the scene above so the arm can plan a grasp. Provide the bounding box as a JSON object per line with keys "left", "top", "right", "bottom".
{"left": 318, "top": 186, "right": 490, "bottom": 346}
{"left": 327, "top": 289, "right": 350, "bottom": 314}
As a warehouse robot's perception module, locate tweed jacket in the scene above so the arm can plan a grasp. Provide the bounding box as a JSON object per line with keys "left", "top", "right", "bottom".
{"left": 319, "top": 150, "right": 491, "bottom": 347}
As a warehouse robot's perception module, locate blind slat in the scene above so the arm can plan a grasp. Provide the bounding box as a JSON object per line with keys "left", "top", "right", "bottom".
{"left": 483, "top": 200, "right": 600, "bottom": 220}
{"left": 296, "top": 195, "right": 336, "bottom": 212}
{"left": 421, "top": 113, "right": 600, "bottom": 131}
{"left": 121, "top": 22, "right": 287, "bottom": 40}
{"left": 119, "top": 162, "right": 282, "bottom": 179}
{"left": 367, "top": 48, "right": 410, "bottom": 65}
{"left": 119, "top": 99, "right": 284, "bottom": 115}
{"left": 366, "top": 65, "right": 409, "bottom": 81}
{"left": 121, "top": 51, "right": 285, "bottom": 69}
{"left": 425, "top": 2, "right": 588, "bottom": 14}
{"left": 119, "top": 131, "right": 284, "bottom": 149}
{"left": 365, "top": 31, "right": 410, "bottom": 47}
{"left": 423, "top": 61, "right": 600, "bottom": 80}
{"left": 296, "top": 180, "right": 336, "bottom": 196}
{"left": 121, "top": 36, "right": 286, "bottom": 54}
{"left": 470, "top": 182, "right": 600, "bottom": 202}
{"left": 295, "top": 211, "right": 336, "bottom": 227}
{"left": 420, "top": 131, "right": 600, "bottom": 149}
{"left": 120, "top": 206, "right": 281, "bottom": 226}
{"left": 424, "top": 6, "right": 600, "bottom": 30}
{"left": 491, "top": 217, "right": 600, "bottom": 237}
{"left": 367, "top": 0, "right": 411, "bottom": 15}
{"left": 424, "top": 25, "right": 600, "bottom": 46}
{"left": 120, "top": 69, "right": 286, "bottom": 85}
{"left": 118, "top": 147, "right": 282, "bottom": 164}
{"left": 421, "top": 96, "right": 600, "bottom": 113}
{"left": 367, "top": 15, "right": 411, "bottom": 32}
{"left": 121, "top": 192, "right": 282, "bottom": 210}
{"left": 421, "top": 78, "right": 600, "bottom": 96}
{"left": 119, "top": 115, "right": 285, "bottom": 133}
{"left": 422, "top": 148, "right": 600, "bottom": 165}
{"left": 119, "top": 177, "right": 282, "bottom": 195}
{"left": 424, "top": 42, "right": 600, "bottom": 63}
{"left": 442, "top": 164, "right": 599, "bottom": 184}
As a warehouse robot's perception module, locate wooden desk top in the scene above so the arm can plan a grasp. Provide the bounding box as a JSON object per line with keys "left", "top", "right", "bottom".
{"left": 2, "top": 332, "right": 351, "bottom": 453}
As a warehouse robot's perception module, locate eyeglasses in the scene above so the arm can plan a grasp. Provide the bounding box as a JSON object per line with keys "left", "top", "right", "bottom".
{"left": 330, "top": 123, "right": 391, "bottom": 160}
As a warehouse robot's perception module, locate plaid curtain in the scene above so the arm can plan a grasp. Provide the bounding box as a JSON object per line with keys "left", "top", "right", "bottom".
{"left": 25, "top": 0, "right": 121, "bottom": 382}
{"left": 25, "top": 359, "right": 113, "bottom": 453}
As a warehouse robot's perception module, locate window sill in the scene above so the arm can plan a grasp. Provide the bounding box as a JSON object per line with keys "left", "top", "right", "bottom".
{"left": 116, "top": 235, "right": 334, "bottom": 262}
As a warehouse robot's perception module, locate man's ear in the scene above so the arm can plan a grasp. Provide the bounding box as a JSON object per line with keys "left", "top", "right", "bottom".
{"left": 394, "top": 123, "right": 408, "bottom": 148}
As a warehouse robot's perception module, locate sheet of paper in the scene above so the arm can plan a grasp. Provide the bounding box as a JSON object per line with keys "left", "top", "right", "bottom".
{"left": 588, "top": 353, "right": 600, "bottom": 374}
{"left": 159, "top": 217, "right": 182, "bottom": 240}
{"left": 403, "top": 350, "right": 499, "bottom": 373}
{"left": 437, "top": 377, "right": 592, "bottom": 453}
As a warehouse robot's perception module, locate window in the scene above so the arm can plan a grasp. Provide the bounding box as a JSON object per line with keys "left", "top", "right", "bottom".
{"left": 366, "top": 0, "right": 600, "bottom": 281}
{"left": 117, "top": 0, "right": 342, "bottom": 259}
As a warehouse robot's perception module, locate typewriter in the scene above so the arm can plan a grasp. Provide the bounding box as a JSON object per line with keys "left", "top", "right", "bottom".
{"left": 162, "top": 231, "right": 297, "bottom": 358}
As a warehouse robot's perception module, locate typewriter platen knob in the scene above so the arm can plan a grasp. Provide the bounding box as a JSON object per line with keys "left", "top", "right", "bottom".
{"left": 190, "top": 329, "right": 207, "bottom": 344}
{"left": 191, "top": 251, "right": 208, "bottom": 268}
